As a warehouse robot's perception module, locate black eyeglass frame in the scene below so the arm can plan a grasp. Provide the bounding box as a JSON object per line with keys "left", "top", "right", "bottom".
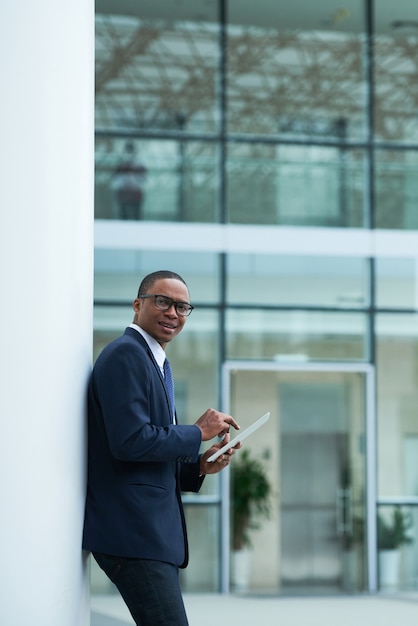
{"left": 138, "top": 294, "right": 194, "bottom": 317}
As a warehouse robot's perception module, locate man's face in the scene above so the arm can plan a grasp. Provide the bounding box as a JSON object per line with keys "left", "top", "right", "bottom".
{"left": 133, "top": 278, "right": 190, "bottom": 348}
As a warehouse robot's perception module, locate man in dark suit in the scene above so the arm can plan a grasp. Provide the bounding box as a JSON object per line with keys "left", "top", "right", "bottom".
{"left": 83, "top": 270, "right": 240, "bottom": 625}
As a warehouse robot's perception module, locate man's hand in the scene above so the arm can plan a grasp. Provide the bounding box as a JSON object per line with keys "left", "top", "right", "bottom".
{"left": 194, "top": 408, "right": 240, "bottom": 442}
{"left": 199, "top": 433, "right": 242, "bottom": 476}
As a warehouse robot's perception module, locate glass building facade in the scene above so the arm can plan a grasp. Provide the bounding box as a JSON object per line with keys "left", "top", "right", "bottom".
{"left": 93, "top": 0, "right": 418, "bottom": 595}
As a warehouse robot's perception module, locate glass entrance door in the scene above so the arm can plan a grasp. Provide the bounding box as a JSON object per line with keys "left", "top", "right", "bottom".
{"left": 225, "top": 363, "right": 374, "bottom": 594}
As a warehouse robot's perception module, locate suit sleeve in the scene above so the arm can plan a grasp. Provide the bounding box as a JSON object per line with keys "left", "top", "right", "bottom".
{"left": 180, "top": 457, "right": 205, "bottom": 493}
{"left": 93, "top": 340, "right": 202, "bottom": 463}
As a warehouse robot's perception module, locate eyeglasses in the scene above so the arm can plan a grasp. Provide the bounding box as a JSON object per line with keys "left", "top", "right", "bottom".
{"left": 138, "top": 294, "right": 194, "bottom": 317}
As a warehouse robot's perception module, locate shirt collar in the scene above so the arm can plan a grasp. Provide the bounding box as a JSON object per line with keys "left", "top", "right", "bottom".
{"left": 129, "top": 323, "right": 166, "bottom": 370}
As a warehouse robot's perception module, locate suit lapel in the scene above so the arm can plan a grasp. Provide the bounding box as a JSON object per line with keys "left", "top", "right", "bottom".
{"left": 124, "top": 327, "right": 173, "bottom": 421}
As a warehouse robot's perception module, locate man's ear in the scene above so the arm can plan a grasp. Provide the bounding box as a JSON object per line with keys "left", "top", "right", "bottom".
{"left": 132, "top": 298, "right": 142, "bottom": 318}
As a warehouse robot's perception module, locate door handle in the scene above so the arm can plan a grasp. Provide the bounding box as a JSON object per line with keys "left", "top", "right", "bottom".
{"left": 336, "top": 487, "right": 353, "bottom": 535}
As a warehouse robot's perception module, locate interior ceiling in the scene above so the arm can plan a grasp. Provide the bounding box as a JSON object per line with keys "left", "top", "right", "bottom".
{"left": 95, "top": 0, "right": 418, "bottom": 35}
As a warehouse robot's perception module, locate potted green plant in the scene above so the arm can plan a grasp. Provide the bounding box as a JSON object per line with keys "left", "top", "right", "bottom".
{"left": 377, "top": 507, "right": 413, "bottom": 589}
{"left": 230, "top": 449, "right": 272, "bottom": 590}
{"left": 377, "top": 507, "right": 413, "bottom": 551}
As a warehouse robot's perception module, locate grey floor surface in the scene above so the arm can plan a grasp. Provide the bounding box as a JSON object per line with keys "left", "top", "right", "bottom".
{"left": 91, "top": 591, "right": 418, "bottom": 626}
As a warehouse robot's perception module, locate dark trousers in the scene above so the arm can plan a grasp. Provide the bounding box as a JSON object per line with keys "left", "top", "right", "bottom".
{"left": 93, "top": 552, "right": 189, "bottom": 626}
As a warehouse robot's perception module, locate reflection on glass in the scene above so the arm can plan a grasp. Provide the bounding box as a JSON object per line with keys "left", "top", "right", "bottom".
{"left": 95, "top": 7, "right": 219, "bottom": 133}
{"left": 376, "top": 314, "right": 418, "bottom": 497}
{"left": 229, "top": 369, "right": 367, "bottom": 593}
{"left": 171, "top": 313, "right": 221, "bottom": 591}
{"left": 95, "top": 138, "right": 218, "bottom": 222}
{"left": 94, "top": 1, "right": 418, "bottom": 232}
{"left": 374, "top": 0, "right": 418, "bottom": 143}
{"left": 181, "top": 505, "right": 220, "bottom": 592}
{"left": 228, "top": 0, "right": 366, "bottom": 140}
{"left": 94, "top": 249, "right": 220, "bottom": 304}
{"left": 227, "top": 144, "right": 365, "bottom": 226}
{"left": 375, "top": 151, "right": 418, "bottom": 229}
{"left": 227, "top": 254, "right": 369, "bottom": 307}
{"left": 375, "top": 258, "right": 418, "bottom": 309}
{"left": 176, "top": 142, "right": 218, "bottom": 223}
{"left": 376, "top": 313, "right": 418, "bottom": 588}
{"left": 171, "top": 308, "right": 219, "bottom": 426}
{"left": 227, "top": 310, "right": 368, "bottom": 361}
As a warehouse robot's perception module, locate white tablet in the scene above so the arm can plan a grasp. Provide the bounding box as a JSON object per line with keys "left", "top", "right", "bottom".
{"left": 207, "top": 412, "right": 270, "bottom": 462}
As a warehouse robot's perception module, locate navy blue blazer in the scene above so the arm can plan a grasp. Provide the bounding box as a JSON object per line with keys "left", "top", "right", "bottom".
{"left": 82, "top": 327, "right": 203, "bottom": 567}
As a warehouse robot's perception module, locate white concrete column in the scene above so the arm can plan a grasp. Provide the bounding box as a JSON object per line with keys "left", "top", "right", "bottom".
{"left": 0, "top": 2, "right": 94, "bottom": 625}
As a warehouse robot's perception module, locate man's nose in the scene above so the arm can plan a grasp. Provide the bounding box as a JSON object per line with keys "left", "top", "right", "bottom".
{"left": 165, "top": 303, "right": 178, "bottom": 316}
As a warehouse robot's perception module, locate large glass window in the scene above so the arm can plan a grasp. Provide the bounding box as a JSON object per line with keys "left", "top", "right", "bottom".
{"left": 181, "top": 505, "right": 221, "bottom": 592}
{"left": 227, "top": 144, "right": 366, "bottom": 227}
{"left": 227, "top": 309, "right": 368, "bottom": 361}
{"left": 375, "top": 150, "right": 418, "bottom": 229}
{"left": 227, "top": 254, "right": 369, "bottom": 307}
{"left": 95, "top": 1, "right": 418, "bottom": 230}
{"left": 227, "top": 0, "right": 367, "bottom": 140}
{"left": 94, "top": 249, "right": 220, "bottom": 304}
{"left": 168, "top": 308, "right": 220, "bottom": 431}
{"left": 375, "top": 258, "right": 418, "bottom": 309}
{"left": 376, "top": 312, "right": 418, "bottom": 591}
{"left": 374, "top": 0, "right": 418, "bottom": 143}
{"left": 376, "top": 313, "right": 418, "bottom": 499}
{"left": 95, "top": 3, "right": 219, "bottom": 133}
{"left": 91, "top": 0, "right": 418, "bottom": 605}
{"left": 228, "top": 367, "right": 368, "bottom": 593}
{"left": 95, "top": 137, "right": 219, "bottom": 222}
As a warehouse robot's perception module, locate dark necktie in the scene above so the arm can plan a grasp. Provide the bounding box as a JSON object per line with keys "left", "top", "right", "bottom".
{"left": 163, "top": 358, "right": 175, "bottom": 422}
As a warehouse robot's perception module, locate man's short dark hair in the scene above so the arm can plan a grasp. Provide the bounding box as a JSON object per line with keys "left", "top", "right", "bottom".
{"left": 137, "top": 270, "right": 188, "bottom": 297}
